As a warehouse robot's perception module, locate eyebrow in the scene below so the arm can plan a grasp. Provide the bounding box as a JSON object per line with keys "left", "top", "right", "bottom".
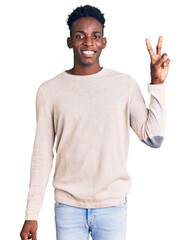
{"left": 75, "top": 30, "right": 101, "bottom": 34}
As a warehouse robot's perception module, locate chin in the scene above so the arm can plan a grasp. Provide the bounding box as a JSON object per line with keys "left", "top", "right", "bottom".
{"left": 81, "top": 60, "right": 97, "bottom": 66}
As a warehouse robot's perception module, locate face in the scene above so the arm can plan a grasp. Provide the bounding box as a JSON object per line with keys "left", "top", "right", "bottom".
{"left": 67, "top": 17, "right": 107, "bottom": 67}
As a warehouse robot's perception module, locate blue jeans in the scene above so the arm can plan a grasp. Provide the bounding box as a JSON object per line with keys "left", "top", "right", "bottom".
{"left": 54, "top": 198, "right": 127, "bottom": 240}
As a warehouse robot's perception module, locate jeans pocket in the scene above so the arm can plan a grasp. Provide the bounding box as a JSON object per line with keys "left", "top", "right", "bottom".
{"left": 55, "top": 201, "right": 65, "bottom": 208}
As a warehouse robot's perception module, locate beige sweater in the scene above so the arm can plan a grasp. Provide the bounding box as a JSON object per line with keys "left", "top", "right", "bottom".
{"left": 25, "top": 67, "right": 166, "bottom": 220}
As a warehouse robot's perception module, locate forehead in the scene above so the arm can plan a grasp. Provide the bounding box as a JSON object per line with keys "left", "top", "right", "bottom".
{"left": 71, "top": 17, "right": 102, "bottom": 32}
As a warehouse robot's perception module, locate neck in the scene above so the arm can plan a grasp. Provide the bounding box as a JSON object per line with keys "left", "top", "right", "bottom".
{"left": 68, "top": 63, "right": 102, "bottom": 76}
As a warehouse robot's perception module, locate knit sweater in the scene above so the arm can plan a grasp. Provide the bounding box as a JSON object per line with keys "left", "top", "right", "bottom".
{"left": 25, "top": 67, "right": 166, "bottom": 220}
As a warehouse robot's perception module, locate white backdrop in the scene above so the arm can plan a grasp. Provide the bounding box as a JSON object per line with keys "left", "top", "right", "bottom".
{"left": 1, "top": 0, "right": 190, "bottom": 239}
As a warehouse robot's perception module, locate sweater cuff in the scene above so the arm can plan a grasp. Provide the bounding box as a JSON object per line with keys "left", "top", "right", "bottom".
{"left": 148, "top": 83, "right": 165, "bottom": 91}
{"left": 147, "top": 83, "right": 165, "bottom": 104}
{"left": 25, "top": 214, "right": 38, "bottom": 221}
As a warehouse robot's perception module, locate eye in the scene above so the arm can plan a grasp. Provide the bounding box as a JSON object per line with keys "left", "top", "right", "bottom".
{"left": 93, "top": 35, "right": 100, "bottom": 39}
{"left": 76, "top": 34, "right": 84, "bottom": 39}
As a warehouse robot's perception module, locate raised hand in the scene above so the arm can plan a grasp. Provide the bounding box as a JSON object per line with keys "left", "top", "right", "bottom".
{"left": 145, "top": 36, "right": 170, "bottom": 84}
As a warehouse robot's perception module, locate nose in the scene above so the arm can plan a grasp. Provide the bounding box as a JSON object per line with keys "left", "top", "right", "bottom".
{"left": 83, "top": 36, "right": 94, "bottom": 47}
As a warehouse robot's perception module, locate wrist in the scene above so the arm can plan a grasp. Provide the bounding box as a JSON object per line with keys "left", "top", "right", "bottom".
{"left": 151, "top": 79, "right": 164, "bottom": 84}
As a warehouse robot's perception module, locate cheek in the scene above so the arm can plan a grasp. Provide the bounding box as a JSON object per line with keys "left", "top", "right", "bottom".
{"left": 73, "top": 47, "right": 80, "bottom": 55}
{"left": 96, "top": 45, "right": 104, "bottom": 54}
{"left": 96, "top": 41, "right": 105, "bottom": 49}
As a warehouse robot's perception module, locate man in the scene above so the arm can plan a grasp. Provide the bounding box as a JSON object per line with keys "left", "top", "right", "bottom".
{"left": 20, "top": 4, "right": 170, "bottom": 240}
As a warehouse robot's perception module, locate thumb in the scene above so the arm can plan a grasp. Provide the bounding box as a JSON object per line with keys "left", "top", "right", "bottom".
{"left": 21, "top": 232, "right": 30, "bottom": 240}
{"left": 154, "top": 53, "right": 168, "bottom": 69}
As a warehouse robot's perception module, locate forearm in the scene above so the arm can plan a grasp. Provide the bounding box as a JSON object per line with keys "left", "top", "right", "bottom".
{"left": 141, "top": 83, "right": 166, "bottom": 147}
{"left": 25, "top": 86, "right": 55, "bottom": 220}
{"left": 130, "top": 80, "right": 166, "bottom": 148}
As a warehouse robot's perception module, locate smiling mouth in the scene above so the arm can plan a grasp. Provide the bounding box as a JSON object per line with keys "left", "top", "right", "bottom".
{"left": 81, "top": 50, "right": 97, "bottom": 57}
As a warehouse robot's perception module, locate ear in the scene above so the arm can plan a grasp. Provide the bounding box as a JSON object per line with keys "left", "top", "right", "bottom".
{"left": 102, "top": 37, "right": 107, "bottom": 49}
{"left": 67, "top": 37, "right": 73, "bottom": 49}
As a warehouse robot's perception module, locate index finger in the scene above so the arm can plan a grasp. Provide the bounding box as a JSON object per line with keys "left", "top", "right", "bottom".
{"left": 145, "top": 38, "right": 155, "bottom": 58}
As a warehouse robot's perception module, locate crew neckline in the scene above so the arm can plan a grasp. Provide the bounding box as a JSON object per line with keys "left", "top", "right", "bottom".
{"left": 62, "top": 67, "right": 106, "bottom": 79}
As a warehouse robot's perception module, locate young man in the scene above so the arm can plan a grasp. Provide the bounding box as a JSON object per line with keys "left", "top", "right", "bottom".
{"left": 20, "top": 4, "right": 170, "bottom": 240}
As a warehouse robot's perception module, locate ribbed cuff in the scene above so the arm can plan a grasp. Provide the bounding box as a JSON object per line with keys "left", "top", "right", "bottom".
{"left": 148, "top": 83, "right": 165, "bottom": 91}
{"left": 25, "top": 214, "right": 38, "bottom": 221}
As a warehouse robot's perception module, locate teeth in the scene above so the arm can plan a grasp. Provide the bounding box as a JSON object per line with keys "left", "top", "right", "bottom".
{"left": 82, "top": 51, "right": 95, "bottom": 54}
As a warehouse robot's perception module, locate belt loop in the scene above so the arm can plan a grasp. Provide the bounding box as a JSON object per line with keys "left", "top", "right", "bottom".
{"left": 125, "top": 196, "right": 127, "bottom": 203}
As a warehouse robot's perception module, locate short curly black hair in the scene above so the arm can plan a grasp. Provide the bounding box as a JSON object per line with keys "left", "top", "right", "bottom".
{"left": 67, "top": 5, "right": 106, "bottom": 37}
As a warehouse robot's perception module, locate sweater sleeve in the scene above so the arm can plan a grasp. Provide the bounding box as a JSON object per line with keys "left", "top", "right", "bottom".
{"left": 129, "top": 78, "right": 166, "bottom": 148}
{"left": 25, "top": 86, "right": 55, "bottom": 220}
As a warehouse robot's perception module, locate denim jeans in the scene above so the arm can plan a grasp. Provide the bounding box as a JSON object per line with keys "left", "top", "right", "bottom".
{"left": 54, "top": 198, "right": 127, "bottom": 240}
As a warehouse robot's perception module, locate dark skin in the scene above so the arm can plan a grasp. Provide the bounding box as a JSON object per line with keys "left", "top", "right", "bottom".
{"left": 145, "top": 35, "right": 170, "bottom": 84}
{"left": 20, "top": 220, "right": 37, "bottom": 240}
{"left": 66, "top": 17, "right": 170, "bottom": 83}
{"left": 66, "top": 16, "right": 107, "bottom": 75}
{"left": 20, "top": 16, "right": 170, "bottom": 240}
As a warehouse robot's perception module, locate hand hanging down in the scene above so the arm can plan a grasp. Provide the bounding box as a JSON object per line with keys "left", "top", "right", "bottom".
{"left": 145, "top": 36, "right": 170, "bottom": 84}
